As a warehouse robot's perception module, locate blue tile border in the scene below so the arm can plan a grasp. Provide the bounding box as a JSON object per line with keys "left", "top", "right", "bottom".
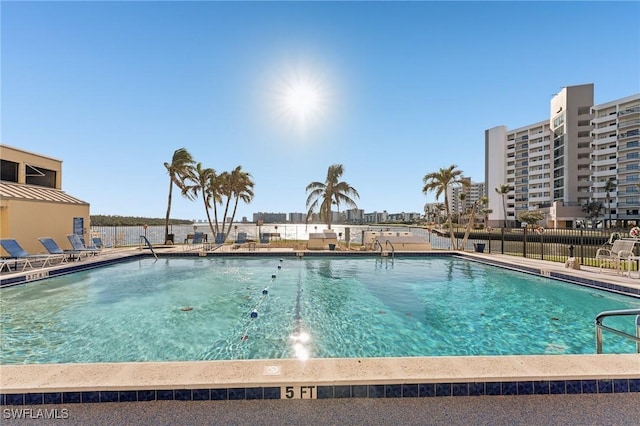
{"left": 3, "top": 378, "right": 637, "bottom": 405}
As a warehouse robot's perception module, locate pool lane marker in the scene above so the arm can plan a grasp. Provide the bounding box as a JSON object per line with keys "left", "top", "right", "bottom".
{"left": 240, "top": 259, "right": 285, "bottom": 342}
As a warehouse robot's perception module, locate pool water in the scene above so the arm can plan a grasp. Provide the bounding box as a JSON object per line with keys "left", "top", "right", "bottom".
{"left": 1, "top": 256, "right": 639, "bottom": 364}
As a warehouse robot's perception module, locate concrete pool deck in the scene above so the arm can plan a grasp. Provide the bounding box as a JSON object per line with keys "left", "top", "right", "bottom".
{"left": 1, "top": 246, "right": 639, "bottom": 424}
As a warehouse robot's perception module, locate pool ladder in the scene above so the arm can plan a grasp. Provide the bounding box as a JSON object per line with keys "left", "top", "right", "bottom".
{"left": 139, "top": 235, "right": 158, "bottom": 260}
{"left": 373, "top": 239, "right": 395, "bottom": 259}
{"left": 595, "top": 308, "right": 640, "bottom": 354}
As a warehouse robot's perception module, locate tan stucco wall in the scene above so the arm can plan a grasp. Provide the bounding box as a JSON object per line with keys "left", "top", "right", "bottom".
{"left": 0, "top": 199, "right": 89, "bottom": 255}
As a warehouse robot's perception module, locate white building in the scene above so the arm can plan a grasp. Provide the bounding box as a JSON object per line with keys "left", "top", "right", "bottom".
{"left": 590, "top": 93, "right": 640, "bottom": 226}
{"left": 486, "top": 84, "right": 639, "bottom": 228}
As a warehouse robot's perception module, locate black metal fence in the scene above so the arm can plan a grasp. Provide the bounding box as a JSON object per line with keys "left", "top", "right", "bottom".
{"left": 456, "top": 228, "right": 640, "bottom": 268}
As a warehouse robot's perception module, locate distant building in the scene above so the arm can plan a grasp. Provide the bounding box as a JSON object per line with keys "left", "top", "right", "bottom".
{"left": 0, "top": 144, "right": 90, "bottom": 255}
{"left": 252, "top": 212, "right": 287, "bottom": 223}
{"left": 345, "top": 208, "right": 364, "bottom": 223}
{"left": 288, "top": 212, "right": 307, "bottom": 223}
{"left": 447, "top": 177, "right": 486, "bottom": 216}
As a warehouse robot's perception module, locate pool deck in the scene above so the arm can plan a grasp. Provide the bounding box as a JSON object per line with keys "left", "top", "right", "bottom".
{"left": 1, "top": 246, "right": 639, "bottom": 424}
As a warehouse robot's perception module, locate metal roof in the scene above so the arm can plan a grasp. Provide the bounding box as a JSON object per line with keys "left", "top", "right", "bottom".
{"left": 0, "top": 181, "right": 88, "bottom": 205}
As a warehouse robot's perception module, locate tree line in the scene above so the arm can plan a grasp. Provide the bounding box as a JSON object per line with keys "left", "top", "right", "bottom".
{"left": 91, "top": 215, "right": 192, "bottom": 226}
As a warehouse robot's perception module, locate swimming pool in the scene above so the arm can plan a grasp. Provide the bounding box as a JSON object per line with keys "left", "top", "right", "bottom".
{"left": 2, "top": 256, "right": 639, "bottom": 364}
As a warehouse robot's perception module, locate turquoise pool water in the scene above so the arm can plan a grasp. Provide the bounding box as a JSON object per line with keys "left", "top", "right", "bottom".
{"left": 1, "top": 256, "right": 639, "bottom": 364}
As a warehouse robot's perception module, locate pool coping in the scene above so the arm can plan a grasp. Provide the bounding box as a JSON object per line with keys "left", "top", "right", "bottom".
{"left": 1, "top": 355, "right": 639, "bottom": 404}
{"left": 1, "top": 249, "right": 640, "bottom": 404}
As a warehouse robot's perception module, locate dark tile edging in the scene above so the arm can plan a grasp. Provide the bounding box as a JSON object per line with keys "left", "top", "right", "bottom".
{"left": 457, "top": 254, "right": 640, "bottom": 299}
{"left": 1, "top": 378, "right": 639, "bottom": 404}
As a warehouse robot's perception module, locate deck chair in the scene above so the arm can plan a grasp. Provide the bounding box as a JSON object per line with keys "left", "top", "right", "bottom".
{"left": 215, "top": 233, "right": 226, "bottom": 244}
{"left": 0, "top": 239, "right": 57, "bottom": 270}
{"left": 38, "top": 237, "right": 78, "bottom": 262}
{"left": 233, "top": 232, "right": 247, "bottom": 249}
{"left": 184, "top": 231, "right": 208, "bottom": 251}
{"left": 91, "top": 236, "right": 113, "bottom": 252}
{"left": 67, "top": 234, "right": 99, "bottom": 257}
{"left": 595, "top": 238, "right": 637, "bottom": 274}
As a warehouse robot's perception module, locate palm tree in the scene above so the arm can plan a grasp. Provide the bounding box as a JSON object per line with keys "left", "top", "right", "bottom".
{"left": 223, "top": 166, "right": 255, "bottom": 238}
{"left": 494, "top": 184, "right": 511, "bottom": 229}
{"left": 306, "top": 164, "right": 359, "bottom": 229}
{"left": 182, "top": 163, "right": 217, "bottom": 236}
{"left": 460, "top": 196, "right": 488, "bottom": 250}
{"left": 422, "top": 165, "right": 468, "bottom": 250}
{"left": 163, "top": 148, "right": 195, "bottom": 243}
{"left": 604, "top": 179, "right": 616, "bottom": 230}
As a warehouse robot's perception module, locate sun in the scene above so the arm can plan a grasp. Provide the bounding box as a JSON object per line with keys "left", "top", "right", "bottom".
{"left": 267, "top": 62, "right": 332, "bottom": 134}
{"left": 284, "top": 83, "right": 320, "bottom": 119}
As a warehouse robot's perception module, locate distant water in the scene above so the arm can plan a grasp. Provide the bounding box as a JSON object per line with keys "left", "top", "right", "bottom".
{"left": 90, "top": 223, "right": 453, "bottom": 248}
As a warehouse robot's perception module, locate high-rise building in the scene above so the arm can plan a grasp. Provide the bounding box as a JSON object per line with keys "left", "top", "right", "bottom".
{"left": 447, "top": 177, "right": 486, "bottom": 216}
{"left": 590, "top": 94, "right": 640, "bottom": 226}
{"left": 486, "top": 84, "right": 639, "bottom": 228}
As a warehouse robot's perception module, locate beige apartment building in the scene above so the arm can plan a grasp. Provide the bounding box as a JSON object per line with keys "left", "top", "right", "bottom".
{"left": 485, "top": 84, "right": 639, "bottom": 229}
{"left": 0, "top": 144, "right": 90, "bottom": 255}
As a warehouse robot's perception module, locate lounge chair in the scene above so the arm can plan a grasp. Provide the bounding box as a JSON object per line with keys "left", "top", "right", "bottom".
{"left": 0, "top": 238, "right": 58, "bottom": 270}
{"left": 38, "top": 237, "right": 78, "bottom": 262}
{"left": 91, "top": 236, "right": 114, "bottom": 252}
{"left": 184, "top": 231, "right": 210, "bottom": 251}
{"left": 595, "top": 238, "right": 637, "bottom": 274}
{"left": 67, "top": 234, "right": 99, "bottom": 257}
{"left": 233, "top": 232, "right": 248, "bottom": 249}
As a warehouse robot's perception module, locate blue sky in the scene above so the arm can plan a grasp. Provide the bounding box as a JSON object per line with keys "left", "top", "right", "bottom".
{"left": 2, "top": 1, "right": 639, "bottom": 222}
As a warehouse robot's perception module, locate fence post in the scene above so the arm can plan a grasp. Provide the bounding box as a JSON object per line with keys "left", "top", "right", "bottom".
{"left": 501, "top": 227, "right": 505, "bottom": 254}
{"left": 579, "top": 228, "right": 584, "bottom": 265}
{"left": 540, "top": 231, "right": 544, "bottom": 261}
{"left": 523, "top": 227, "right": 527, "bottom": 258}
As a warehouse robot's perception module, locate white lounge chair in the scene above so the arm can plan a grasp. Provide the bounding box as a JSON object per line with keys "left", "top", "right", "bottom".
{"left": 595, "top": 238, "right": 637, "bottom": 274}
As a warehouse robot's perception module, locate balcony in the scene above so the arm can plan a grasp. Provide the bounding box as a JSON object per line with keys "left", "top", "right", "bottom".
{"left": 591, "top": 169, "right": 617, "bottom": 178}
{"left": 619, "top": 129, "right": 640, "bottom": 139}
{"left": 591, "top": 114, "right": 617, "bottom": 125}
{"left": 618, "top": 106, "right": 640, "bottom": 117}
{"left": 591, "top": 157, "right": 617, "bottom": 167}
{"left": 592, "top": 135, "right": 617, "bottom": 147}
{"left": 591, "top": 146, "right": 617, "bottom": 158}
{"left": 591, "top": 125, "right": 616, "bottom": 135}
{"left": 619, "top": 119, "right": 640, "bottom": 129}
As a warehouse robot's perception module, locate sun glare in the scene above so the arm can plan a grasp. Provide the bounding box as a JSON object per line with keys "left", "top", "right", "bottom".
{"left": 284, "top": 83, "right": 320, "bottom": 118}
{"left": 267, "top": 62, "right": 332, "bottom": 134}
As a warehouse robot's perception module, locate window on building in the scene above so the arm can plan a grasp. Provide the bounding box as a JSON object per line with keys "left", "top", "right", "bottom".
{"left": 0, "top": 160, "right": 19, "bottom": 183}
{"left": 25, "top": 164, "right": 57, "bottom": 188}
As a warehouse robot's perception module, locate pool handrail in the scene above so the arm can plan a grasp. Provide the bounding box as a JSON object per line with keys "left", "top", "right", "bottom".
{"left": 139, "top": 235, "right": 158, "bottom": 260}
{"left": 595, "top": 308, "right": 640, "bottom": 354}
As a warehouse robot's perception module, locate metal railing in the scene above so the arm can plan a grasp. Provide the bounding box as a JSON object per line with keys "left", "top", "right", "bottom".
{"left": 385, "top": 240, "right": 396, "bottom": 259}
{"left": 595, "top": 309, "right": 640, "bottom": 354}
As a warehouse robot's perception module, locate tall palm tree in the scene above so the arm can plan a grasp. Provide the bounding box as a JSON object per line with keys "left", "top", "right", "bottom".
{"left": 164, "top": 148, "right": 195, "bottom": 243}
{"left": 182, "top": 163, "right": 217, "bottom": 236}
{"left": 460, "top": 196, "right": 488, "bottom": 250}
{"left": 494, "top": 184, "right": 511, "bottom": 229}
{"left": 422, "top": 164, "right": 468, "bottom": 250}
{"left": 604, "top": 179, "right": 616, "bottom": 230}
{"left": 306, "top": 164, "right": 359, "bottom": 229}
{"left": 223, "top": 166, "right": 255, "bottom": 238}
